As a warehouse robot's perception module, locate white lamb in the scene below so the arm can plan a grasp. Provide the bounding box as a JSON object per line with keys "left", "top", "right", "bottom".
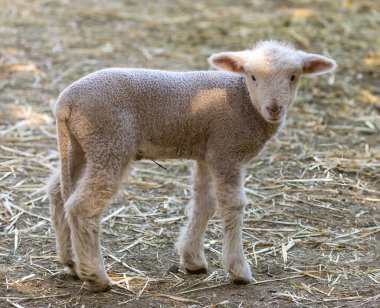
{"left": 47, "top": 40, "right": 336, "bottom": 291}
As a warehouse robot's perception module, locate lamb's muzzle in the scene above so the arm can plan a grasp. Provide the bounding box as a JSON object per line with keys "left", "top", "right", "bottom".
{"left": 46, "top": 40, "right": 336, "bottom": 291}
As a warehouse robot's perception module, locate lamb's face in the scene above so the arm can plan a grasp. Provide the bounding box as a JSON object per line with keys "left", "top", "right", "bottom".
{"left": 243, "top": 67, "right": 301, "bottom": 124}
{"left": 209, "top": 41, "right": 337, "bottom": 124}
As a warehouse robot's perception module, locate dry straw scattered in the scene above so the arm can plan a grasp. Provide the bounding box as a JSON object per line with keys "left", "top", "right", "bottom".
{"left": 1, "top": 0, "right": 379, "bottom": 307}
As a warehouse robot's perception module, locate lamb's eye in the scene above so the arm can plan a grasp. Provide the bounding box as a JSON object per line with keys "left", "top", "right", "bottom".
{"left": 252, "top": 75, "right": 256, "bottom": 81}
{"left": 290, "top": 75, "right": 296, "bottom": 81}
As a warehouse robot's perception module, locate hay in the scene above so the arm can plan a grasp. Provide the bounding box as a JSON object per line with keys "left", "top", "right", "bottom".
{"left": 0, "top": 0, "right": 379, "bottom": 306}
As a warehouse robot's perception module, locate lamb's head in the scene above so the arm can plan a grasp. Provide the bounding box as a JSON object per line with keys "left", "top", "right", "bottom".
{"left": 209, "top": 41, "right": 337, "bottom": 124}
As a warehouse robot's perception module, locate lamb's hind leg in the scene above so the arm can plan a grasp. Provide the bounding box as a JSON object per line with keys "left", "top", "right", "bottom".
{"left": 65, "top": 164, "right": 125, "bottom": 292}
{"left": 47, "top": 172, "right": 77, "bottom": 276}
{"left": 177, "top": 161, "right": 216, "bottom": 274}
{"left": 47, "top": 139, "right": 85, "bottom": 276}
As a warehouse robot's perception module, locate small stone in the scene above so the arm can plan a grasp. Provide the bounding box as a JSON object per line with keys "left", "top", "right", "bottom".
{"left": 168, "top": 264, "right": 179, "bottom": 273}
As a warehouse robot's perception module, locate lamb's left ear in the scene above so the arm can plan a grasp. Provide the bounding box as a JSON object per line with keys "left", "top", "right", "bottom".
{"left": 208, "top": 52, "right": 247, "bottom": 74}
{"left": 300, "top": 52, "right": 337, "bottom": 76}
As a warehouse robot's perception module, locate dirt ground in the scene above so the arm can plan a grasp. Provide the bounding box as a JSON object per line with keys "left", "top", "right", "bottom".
{"left": 0, "top": 0, "right": 379, "bottom": 307}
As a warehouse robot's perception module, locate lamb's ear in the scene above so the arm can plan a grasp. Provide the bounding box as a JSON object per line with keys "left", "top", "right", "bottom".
{"left": 300, "top": 52, "right": 337, "bottom": 76}
{"left": 208, "top": 52, "right": 247, "bottom": 73}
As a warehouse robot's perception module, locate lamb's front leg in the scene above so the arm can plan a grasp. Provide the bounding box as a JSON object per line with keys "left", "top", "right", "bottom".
{"left": 176, "top": 161, "right": 216, "bottom": 273}
{"left": 211, "top": 165, "right": 252, "bottom": 284}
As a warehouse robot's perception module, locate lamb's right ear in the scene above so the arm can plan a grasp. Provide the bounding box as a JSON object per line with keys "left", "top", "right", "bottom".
{"left": 208, "top": 52, "right": 246, "bottom": 73}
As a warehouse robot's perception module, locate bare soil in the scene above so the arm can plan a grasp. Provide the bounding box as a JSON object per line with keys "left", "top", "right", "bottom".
{"left": 0, "top": 0, "right": 379, "bottom": 307}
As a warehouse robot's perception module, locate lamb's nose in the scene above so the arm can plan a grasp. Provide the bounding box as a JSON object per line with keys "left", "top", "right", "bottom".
{"left": 267, "top": 105, "right": 282, "bottom": 116}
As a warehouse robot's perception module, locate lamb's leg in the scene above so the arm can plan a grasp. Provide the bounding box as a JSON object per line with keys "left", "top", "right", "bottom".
{"left": 177, "top": 161, "right": 216, "bottom": 273}
{"left": 210, "top": 165, "right": 252, "bottom": 284}
{"left": 47, "top": 139, "right": 85, "bottom": 276}
{"left": 65, "top": 166, "right": 123, "bottom": 292}
{"left": 47, "top": 172, "right": 77, "bottom": 276}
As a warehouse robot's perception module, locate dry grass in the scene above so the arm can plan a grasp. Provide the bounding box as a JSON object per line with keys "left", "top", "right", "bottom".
{"left": 0, "top": 0, "right": 379, "bottom": 307}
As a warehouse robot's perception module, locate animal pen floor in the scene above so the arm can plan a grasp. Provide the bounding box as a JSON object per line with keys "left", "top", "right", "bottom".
{"left": 0, "top": 0, "right": 379, "bottom": 307}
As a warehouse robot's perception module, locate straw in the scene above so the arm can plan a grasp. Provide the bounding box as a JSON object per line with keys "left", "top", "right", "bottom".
{"left": 1, "top": 0, "right": 379, "bottom": 306}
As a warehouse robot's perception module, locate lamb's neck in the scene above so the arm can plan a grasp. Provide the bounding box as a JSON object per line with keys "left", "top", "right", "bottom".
{"left": 246, "top": 97, "right": 283, "bottom": 141}
{"left": 263, "top": 119, "right": 283, "bottom": 139}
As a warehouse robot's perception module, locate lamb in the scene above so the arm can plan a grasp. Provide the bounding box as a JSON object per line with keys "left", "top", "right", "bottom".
{"left": 46, "top": 40, "right": 336, "bottom": 291}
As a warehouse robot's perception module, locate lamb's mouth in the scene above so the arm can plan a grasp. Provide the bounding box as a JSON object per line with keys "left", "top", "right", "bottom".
{"left": 266, "top": 116, "right": 282, "bottom": 124}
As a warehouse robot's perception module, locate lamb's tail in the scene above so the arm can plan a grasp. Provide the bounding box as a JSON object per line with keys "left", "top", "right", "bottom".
{"left": 55, "top": 98, "right": 73, "bottom": 202}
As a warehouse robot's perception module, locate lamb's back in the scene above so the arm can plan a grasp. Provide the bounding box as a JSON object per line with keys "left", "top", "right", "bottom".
{"left": 67, "top": 68, "right": 246, "bottom": 108}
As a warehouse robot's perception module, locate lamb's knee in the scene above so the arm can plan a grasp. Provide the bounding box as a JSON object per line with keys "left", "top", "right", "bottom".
{"left": 47, "top": 172, "right": 67, "bottom": 233}
{"left": 65, "top": 199, "right": 101, "bottom": 236}
{"left": 220, "top": 204, "right": 244, "bottom": 224}
{"left": 46, "top": 172, "right": 62, "bottom": 205}
{"left": 64, "top": 185, "right": 109, "bottom": 222}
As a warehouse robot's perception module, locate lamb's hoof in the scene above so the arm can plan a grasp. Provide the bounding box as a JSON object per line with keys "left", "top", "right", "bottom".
{"left": 64, "top": 262, "right": 78, "bottom": 278}
{"left": 226, "top": 260, "right": 252, "bottom": 285}
{"left": 80, "top": 272, "right": 111, "bottom": 292}
{"left": 232, "top": 277, "right": 252, "bottom": 285}
{"left": 186, "top": 267, "right": 207, "bottom": 275}
{"left": 179, "top": 251, "right": 208, "bottom": 275}
{"left": 85, "top": 279, "right": 111, "bottom": 292}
